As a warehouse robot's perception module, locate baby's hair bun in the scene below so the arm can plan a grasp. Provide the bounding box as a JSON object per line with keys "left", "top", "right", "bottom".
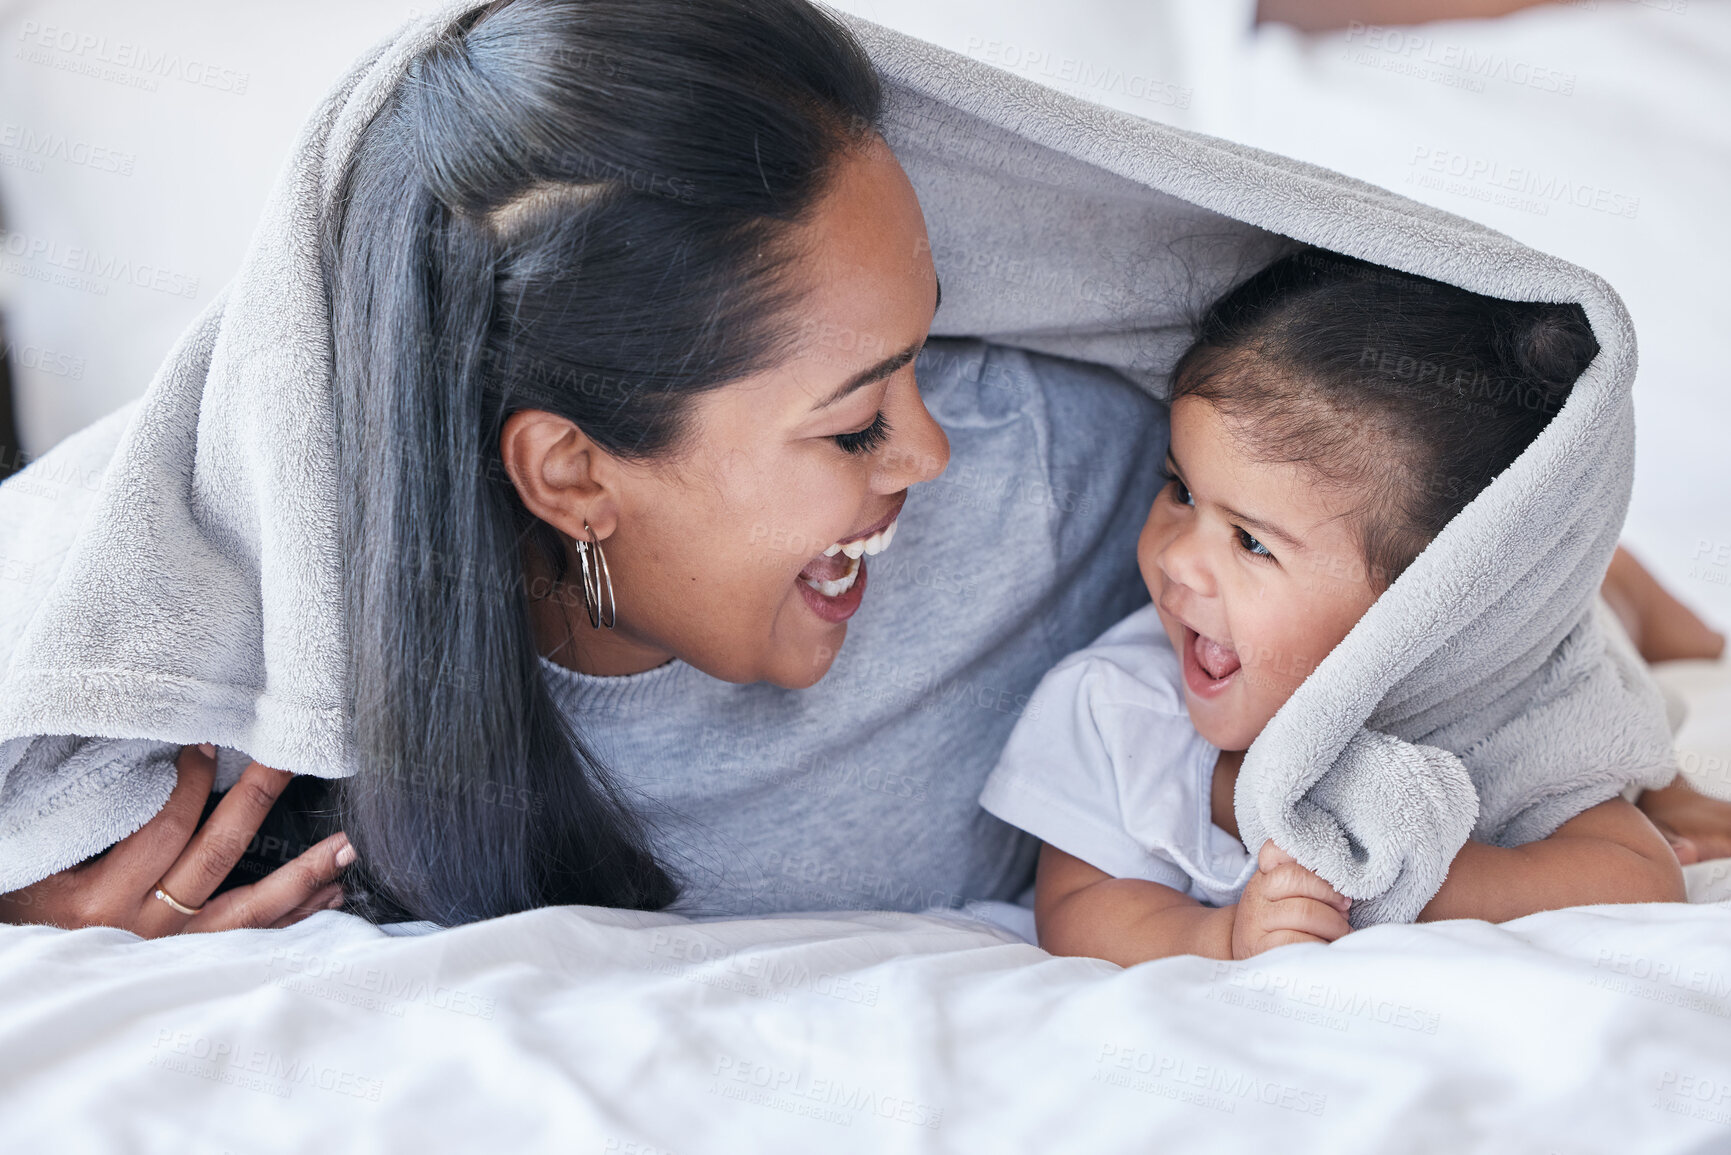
{"left": 1502, "top": 302, "right": 1599, "bottom": 394}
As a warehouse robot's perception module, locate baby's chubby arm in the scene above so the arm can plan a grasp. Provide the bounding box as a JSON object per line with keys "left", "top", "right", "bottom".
{"left": 1034, "top": 841, "right": 1352, "bottom": 964}
{"left": 1033, "top": 843, "right": 1230, "bottom": 963}
{"left": 1418, "top": 797, "right": 1685, "bottom": 922}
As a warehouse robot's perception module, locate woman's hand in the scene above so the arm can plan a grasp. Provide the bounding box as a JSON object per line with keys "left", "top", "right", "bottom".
{"left": 0, "top": 744, "right": 352, "bottom": 936}
{"left": 1230, "top": 841, "right": 1352, "bottom": 959}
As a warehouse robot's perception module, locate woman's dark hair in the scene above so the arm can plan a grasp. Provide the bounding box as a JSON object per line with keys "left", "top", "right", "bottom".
{"left": 1170, "top": 247, "right": 1598, "bottom": 592}
{"left": 317, "top": 0, "right": 884, "bottom": 924}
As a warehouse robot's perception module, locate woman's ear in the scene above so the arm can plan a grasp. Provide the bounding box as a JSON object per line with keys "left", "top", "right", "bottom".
{"left": 498, "top": 409, "right": 621, "bottom": 540}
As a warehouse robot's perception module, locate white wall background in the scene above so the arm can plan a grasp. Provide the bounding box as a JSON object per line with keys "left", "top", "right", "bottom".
{"left": 2, "top": 0, "right": 1726, "bottom": 626}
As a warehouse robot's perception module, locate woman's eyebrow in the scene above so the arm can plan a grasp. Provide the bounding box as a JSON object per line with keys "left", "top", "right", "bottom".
{"left": 814, "top": 342, "right": 922, "bottom": 409}
{"left": 812, "top": 274, "right": 943, "bottom": 410}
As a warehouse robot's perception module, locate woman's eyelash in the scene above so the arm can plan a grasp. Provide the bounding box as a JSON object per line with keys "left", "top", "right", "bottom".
{"left": 1160, "top": 469, "right": 1193, "bottom": 506}
{"left": 834, "top": 411, "right": 891, "bottom": 455}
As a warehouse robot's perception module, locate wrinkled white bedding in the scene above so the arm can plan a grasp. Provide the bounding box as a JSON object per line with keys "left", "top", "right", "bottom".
{"left": 4, "top": 4, "right": 1731, "bottom": 1150}
{"left": 3, "top": 889, "right": 1731, "bottom": 1152}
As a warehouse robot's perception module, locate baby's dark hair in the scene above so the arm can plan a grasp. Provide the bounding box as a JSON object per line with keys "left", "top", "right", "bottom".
{"left": 1170, "top": 247, "right": 1598, "bottom": 592}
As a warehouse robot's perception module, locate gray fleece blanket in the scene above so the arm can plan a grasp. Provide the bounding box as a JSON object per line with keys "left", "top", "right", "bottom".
{"left": 0, "top": 4, "right": 1676, "bottom": 924}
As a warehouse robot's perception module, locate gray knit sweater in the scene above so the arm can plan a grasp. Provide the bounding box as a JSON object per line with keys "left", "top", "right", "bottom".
{"left": 537, "top": 337, "right": 1168, "bottom": 918}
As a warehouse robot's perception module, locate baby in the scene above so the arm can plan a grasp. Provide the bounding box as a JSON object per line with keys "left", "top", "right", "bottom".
{"left": 980, "top": 248, "right": 1685, "bottom": 964}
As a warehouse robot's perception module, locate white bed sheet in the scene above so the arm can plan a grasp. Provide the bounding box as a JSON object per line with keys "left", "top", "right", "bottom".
{"left": 5, "top": 4, "right": 1731, "bottom": 1150}
{"left": 4, "top": 889, "right": 1731, "bottom": 1152}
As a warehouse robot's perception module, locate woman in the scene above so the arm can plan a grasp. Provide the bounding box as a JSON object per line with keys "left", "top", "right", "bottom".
{"left": 2, "top": 0, "right": 1724, "bottom": 934}
{"left": 0, "top": 0, "right": 1165, "bottom": 931}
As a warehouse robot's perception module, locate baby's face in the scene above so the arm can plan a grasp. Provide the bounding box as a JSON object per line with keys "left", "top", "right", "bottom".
{"left": 1140, "top": 396, "right": 1382, "bottom": 752}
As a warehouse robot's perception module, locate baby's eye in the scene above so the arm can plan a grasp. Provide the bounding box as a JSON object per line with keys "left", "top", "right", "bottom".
{"left": 1161, "top": 471, "right": 1193, "bottom": 507}
{"left": 1236, "top": 527, "right": 1271, "bottom": 558}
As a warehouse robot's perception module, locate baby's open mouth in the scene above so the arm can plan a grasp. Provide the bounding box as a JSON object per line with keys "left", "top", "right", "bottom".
{"left": 1191, "top": 628, "right": 1242, "bottom": 681}
{"left": 796, "top": 517, "right": 898, "bottom": 597}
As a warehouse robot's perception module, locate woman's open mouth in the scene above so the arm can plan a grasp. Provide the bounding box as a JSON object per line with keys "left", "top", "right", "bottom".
{"left": 1180, "top": 623, "right": 1242, "bottom": 698}
{"left": 796, "top": 507, "right": 901, "bottom": 623}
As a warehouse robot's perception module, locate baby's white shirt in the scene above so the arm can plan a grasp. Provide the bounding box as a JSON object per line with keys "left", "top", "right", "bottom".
{"left": 979, "top": 602, "right": 1254, "bottom": 906}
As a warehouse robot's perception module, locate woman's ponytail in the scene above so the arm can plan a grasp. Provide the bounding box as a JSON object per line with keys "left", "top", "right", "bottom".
{"left": 317, "top": 0, "right": 882, "bottom": 924}
{"left": 326, "top": 96, "right": 668, "bottom": 922}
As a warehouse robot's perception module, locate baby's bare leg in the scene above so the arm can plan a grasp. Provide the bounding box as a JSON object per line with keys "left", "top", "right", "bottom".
{"left": 1638, "top": 782, "right": 1731, "bottom": 866}
{"left": 1599, "top": 546, "right": 1731, "bottom": 864}
{"left": 1601, "top": 545, "right": 1726, "bottom": 665}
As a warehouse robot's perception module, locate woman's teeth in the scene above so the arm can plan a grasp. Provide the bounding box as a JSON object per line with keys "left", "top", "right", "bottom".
{"left": 800, "top": 517, "right": 898, "bottom": 598}
{"left": 804, "top": 554, "right": 861, "bottom": 598}
{"left": 822, "top": 518, "right": 897, "bottom": 561}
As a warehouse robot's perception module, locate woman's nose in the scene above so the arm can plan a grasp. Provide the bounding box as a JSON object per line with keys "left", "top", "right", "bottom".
{"left": 876, "top": 388, "right": 950, "bottom": 489}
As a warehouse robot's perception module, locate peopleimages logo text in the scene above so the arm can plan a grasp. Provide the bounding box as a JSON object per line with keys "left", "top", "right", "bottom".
{"left": 0, "top": 228, "right": 199, "bottom": 299}
{"left": 17, "top": 20, "right": 250, "bottom": 94}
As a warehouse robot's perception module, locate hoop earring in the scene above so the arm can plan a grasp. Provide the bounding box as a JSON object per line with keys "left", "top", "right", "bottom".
{"left": 573, "top": 521, "right": 617, "bottom": 629}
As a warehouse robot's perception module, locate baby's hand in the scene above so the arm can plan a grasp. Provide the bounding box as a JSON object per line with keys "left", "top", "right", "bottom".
{"left": 1230, "top": 841, "right": 1352, "bottom": 959}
